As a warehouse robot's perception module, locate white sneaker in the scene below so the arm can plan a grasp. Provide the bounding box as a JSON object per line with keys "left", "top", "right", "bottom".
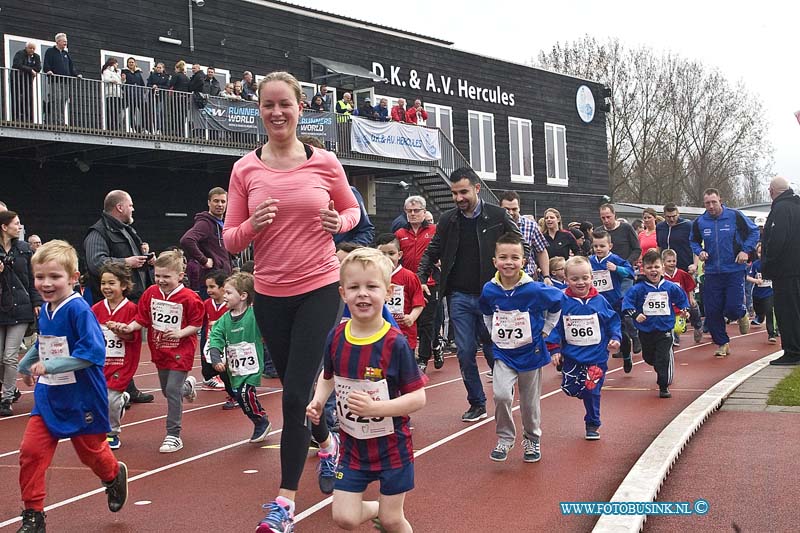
{"left": 203, "top": 376, "right": 224, "bottom": 390}
{"left": 120, "top": 392, "right": 130, "bottom": 421}
{"left": 159, "top": 435, "right": 183, "bottom": 453}
{"left": 184, "top": 376, "right": 197, "bottom": 403}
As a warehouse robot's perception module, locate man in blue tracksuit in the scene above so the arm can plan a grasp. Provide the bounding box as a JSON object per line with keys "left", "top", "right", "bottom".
{"left": 689, "top": 188, "right": 760, "bottom": 356}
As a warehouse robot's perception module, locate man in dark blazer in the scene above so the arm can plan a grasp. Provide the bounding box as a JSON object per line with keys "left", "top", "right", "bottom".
{"left": 11, "top": 42, "right": 41, "bottom": 122}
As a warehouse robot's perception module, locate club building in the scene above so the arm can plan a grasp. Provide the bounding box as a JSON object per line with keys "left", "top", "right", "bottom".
{"left": 0, "top": 0, "right": 609, "bottom": 253}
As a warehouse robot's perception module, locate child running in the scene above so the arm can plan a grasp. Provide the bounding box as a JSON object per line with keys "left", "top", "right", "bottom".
{"left": 623, "top": 250, "right": 690, "bottom": 398}
{"left": 551, "top": 256, "right": 621, "bottom": 440}
{"left": 479, "top": 233, "right": 562, "bottom": 462}
{"left": 207, "top": 272, "right": 272, "bottom": 442}
{"left": 661, "top": 249, "right": 703, "bottom": 345}
{"left": 589, "top": 229, "right": 635, "bottom": 373}
{"left": 375, "top": 233, "right": 425, "bottom": 352}
{"left": 17, "top": 240, "right": 128, "bottom": 532}
{"left": 306, "top": 248, "right": 427, "bottom": 532}
{"left": 112, "top": 251, "right": 204, "bottom": 452}
{"left": 201, "top": 270, "right": 229, "bottom": 390}
{"left": 91, "top": 262, "right": 142, "bottom": 450}
{"left": 746, "top": 243, "right": 777, "bottom": 344}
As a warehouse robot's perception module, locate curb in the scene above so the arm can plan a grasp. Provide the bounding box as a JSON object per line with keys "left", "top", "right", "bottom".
{"left": 592, "top": 351, "right": 782, "bottom": 532}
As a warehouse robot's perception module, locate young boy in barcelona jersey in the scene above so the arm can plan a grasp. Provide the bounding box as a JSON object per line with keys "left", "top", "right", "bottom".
{"left": 551, "top": 256, "right": 621, "bottom": 440}
{"left": 112, "top": 251, "right": 204, "bottom": 453}
{"left": 16, "top": 241, "right": 128, "bottom": 533}
{"left": 478, "top": 233, "right": 562, "bottom": 463}
{"left": 307, "top": 248, "right": 426, "bottom": 533}
{"left": 661, "top": 249, "right": 703, "bottom": 345}
{"left": 207, "top": 272, "right": 271, "bottom": 443}
{"left": 589, "top": 230, "right": 636, "bottom": 373}
{"left": 91, "top": 262, "right": 141, "bottom": 450}
{"left": 375, "top": 233, "right": 425, "bottom": 356}
{"left": 623, "top": 250, "right": 690, "bottom": 398}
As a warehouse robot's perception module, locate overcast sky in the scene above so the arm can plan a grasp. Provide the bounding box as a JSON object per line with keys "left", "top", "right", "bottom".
{"left": 293, "top": 0, "right": 799, "bottom": 186}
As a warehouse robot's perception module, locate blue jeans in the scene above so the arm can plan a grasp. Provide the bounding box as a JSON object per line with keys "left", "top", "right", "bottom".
{"left": 449, "top": 292, "right": 492, "bottom": 408}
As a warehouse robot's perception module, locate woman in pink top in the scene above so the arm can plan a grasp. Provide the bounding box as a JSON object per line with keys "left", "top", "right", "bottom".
{"left": 639, "top": 207, "right": 659, "bottom": 255}
{"left": 223, "top": 71, "right": 360, "bottom": 532}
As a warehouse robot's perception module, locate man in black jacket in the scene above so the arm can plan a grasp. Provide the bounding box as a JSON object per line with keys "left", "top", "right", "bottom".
{"left": 42, "top": 33, "right": 80, "bottom": 125}
{"left": 84, "top": 190, "right": 155, "bottom": 403}
{"left": 202, "top": 67, "right": 221, "bottom": 96}
{"left": 11, "top": 42, "right": 41, "bottom": 122}
{"left": 762, "top": 176, "right": 800, "bottom": 366}
{"left": 418, "top": 168, "right": 526, "bottom": 422}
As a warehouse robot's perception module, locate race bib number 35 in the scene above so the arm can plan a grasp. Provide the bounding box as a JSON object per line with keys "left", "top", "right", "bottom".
{"left": 102, "top": 326, "right": 125, "bottom": 365}
{"left": 333, "top": 376, "right": 394, "bottom": 439}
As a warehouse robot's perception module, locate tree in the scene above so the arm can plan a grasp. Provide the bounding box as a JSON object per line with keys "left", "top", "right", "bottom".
{"left": 535, "top": 36, "right": 773, "bottom": 207}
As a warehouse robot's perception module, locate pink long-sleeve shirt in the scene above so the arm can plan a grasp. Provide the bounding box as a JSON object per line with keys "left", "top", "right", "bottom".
{"left": 224, "top": 148, "right": 360, "bottom": 297}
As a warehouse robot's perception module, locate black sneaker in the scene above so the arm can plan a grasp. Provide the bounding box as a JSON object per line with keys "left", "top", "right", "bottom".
{"left": 0, "top": 400, "right": 12, "bottom": 417}
{"left": 104, "top": 461, "right": 128, "bottom": 512}
{"left": 433, "top": 341, "right": 445, "bottom": 369}
{"left": 632, "top": 336, "right": 642, "bottom": 354}
{"left": 522, "top": 438, "right": 541, "bottom": 463}
{"left": 13, "top": 387, "right": 22, "bottom": 403}
{"left": 250, "top": 417, "right": 272, "bottom": 443}
{"left": 769, "top": 354, "right": 800, "bottom": 366}
{"left": 623, "top": 357, "right": 632, "bottom": 374}
{"left": 317, "top": 433, "right": 340, "bottom": 495}
{"left": 461, "top": 405, "right": 487, "bottom": 423}
{"left": 17, "top": 509, "right": 46, "bottom": 533}
{"left": 130, "top": 391, "right": 154, "bottom": 404}
{"left": 659, "top": 388, "right": 671, "bottom": 399}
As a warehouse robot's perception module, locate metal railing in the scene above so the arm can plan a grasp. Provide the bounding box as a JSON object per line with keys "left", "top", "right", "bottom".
{"left": 0, "top": 67, "right": 497, "bottom": 203}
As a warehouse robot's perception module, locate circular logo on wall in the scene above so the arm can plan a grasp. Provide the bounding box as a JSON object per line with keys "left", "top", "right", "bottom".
{"left": 576, "top": 85, "right": 595, "bottom": 123}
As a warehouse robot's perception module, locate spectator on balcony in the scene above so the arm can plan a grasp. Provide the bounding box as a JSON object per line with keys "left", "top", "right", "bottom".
{"left": 314, "top": 84, "right": 332, "bottom": 111}
{"left": 391, "top": 98, "right": 409, "bottom": 122}
{"left": 42, "top": 33, "right": 80, "bottom": 125}
{"left": 233, "top": 80, "right": 246, "bottom": 100}
{"left": 406, "top": 99, "right": 428, "bottom": 126}
{"left": 309, "top": 94, "right": 325, "bottom": 111}
{"left": 374, "top": 97, "right": 390, "bottom": 122}
{"left": 167, "top": 60, "right": 191, "bottom": 137}
{"left": 147, "top": 62, "right": 170, "bottom": 134}
{"left": 202, "top": 67, "right": 221, "bottom": 96}
{"left": 11, "top": 42, "right": 41, "bottom": 122}
{"left": 121, "top": 57, "right": 146, "bottom": 132}
{"left": 101, "top": 58, "right": 124, "bottom": 131}
{"left": 335, "top": 92, "right": 353, "bottom": 116}
{"left": 300, "top": 92, "right": 310, "bottom": 110}
{"left": 353, "top": 97, "right": 377, "bottom": 120}
{"left": 189, "top": 64, "right": 205, "bottom": 93}
{"left": 221, "top": 82, "right": 241, "bottom": 100}
{"left": 241, "top": 71, "right": 258, "bottom": 101}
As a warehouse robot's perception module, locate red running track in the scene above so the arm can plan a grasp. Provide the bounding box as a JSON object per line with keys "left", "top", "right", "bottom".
{"left": 0, "top": 324, "right": 779, "bottom": 532}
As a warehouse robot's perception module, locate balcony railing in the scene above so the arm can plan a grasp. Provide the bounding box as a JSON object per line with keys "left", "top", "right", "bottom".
{"left": 0, "top": 67, "right": 497, "bottom": 204}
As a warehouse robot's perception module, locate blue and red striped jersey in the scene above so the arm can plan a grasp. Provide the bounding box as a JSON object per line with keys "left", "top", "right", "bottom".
{"left": 323, "top": 320, "right": 427, "bottom": 471}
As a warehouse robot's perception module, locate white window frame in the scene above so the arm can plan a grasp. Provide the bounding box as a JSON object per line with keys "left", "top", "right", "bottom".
{"left": 544, "top": 122, "right": 569, "bottom": 187}
{"left": 424, "top": 102, "right": 453, "bottom": 140}
{"left": 300, "top": 81, "right": 316, "bottom": 106}
{"left": 508, "top": 116, "right": 534, "bottom": 183}
{"left": 3, "top": 34, "right": 56, "bottom": 123}
{"left": 468, "top": 110, "right": 496, "bottom": 181}
{"left": 100, "top": 50, "right": 155, "bottom": 80}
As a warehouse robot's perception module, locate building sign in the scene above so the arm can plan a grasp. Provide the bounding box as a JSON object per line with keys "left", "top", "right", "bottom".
{"left": 192, "top": 98, "right": 265, "bottom": 134}
{"left": 351, "top": 117, "right": 441, "bottom": 161}
{"left": 298, "top": 111, "right": 338, "bottom": 143}
{"left": 372, "top": 62, "right": 515, "bottom": 107}
{"left": 576, "top": 85, "right": 595, "bottom": 123}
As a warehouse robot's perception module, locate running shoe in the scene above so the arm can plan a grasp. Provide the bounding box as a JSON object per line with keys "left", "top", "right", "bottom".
{"left": 203, "top": 376, "right": 225, "bottom": 390}
{"left": 223, "top": 396, "right": 238, "bottom": 410}
{"left": 432, "top": 338, "right": 445, "bottom": 369}
{"left": 522, "top": 438, "right": 541, "bottom": 463}
{"left": 250, "top": 417, "right": 272, "bottom": 443}
{"left": 13, "top": 387, "right": 22, "bottom": 403}
{"left": 632, "top": 335, "right": 642, "bottom": 354}
{"left": 17, "top": 509, "right": 46, "bottom": 533}
{"left": 693, "top": 328, "right": 703, "bottom": 343}
{"left": 256, "top": 497, "right": 295, "bottom": 533}
{"left": 104, "top": 461, "right": 128, "bottom": 512}
{"left": 317, "top": 433, "right": 340, "bottom": 494}
{"left": 417, "top": 360, "right": 427, "bottom": 374}
{"left": 461, "top": 405, "right": 487, "bottom": 422}
{"left": 585, "top": 426, "right": 601, "bottom": 440}
{"left": 0, "top": 400, "right": 12, "bottom": 417}
{"left": 623, "top": 357, "right": 633, "bottom": 374}
{"left": 107, "top": 435, "right": 121, "bottom": 450}
{"left": 184, "top": 376, "right": 197, "bottom": 403}
{"left": 768, "top": 337, "right": 778, "bottom": 344}
{"left": 714, "top": 343, "right": 730, "bottom": 358}
{"left": 659, "top": 387, "right": 672, "bottom": 399}
{"left": 159, "top": 435, "right": 183, "bottom": 453}
{"left": 490, "top": 441, "right": 513, "bottom": 462}
{"left": 738, "top": 316, "right": 750, "bottom": 335}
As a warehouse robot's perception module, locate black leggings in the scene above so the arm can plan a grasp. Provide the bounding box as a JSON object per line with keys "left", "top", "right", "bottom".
{"left": 253, "top": 282, "right": 341, "bottom": 491}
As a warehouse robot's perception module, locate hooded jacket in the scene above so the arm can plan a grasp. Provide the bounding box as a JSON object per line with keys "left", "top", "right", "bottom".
{"left": 0, "top": 239, "right": 41, "bottom": 325}
{"left": 180, "top": 211, "right": 233, "bottom": 289}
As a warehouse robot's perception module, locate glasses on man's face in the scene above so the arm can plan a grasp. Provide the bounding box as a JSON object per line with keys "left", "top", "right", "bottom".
{"left": 405, "top": 208, "right": 424, "bottom": 214}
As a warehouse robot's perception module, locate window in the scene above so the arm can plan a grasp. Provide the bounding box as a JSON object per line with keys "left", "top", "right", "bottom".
{"left": 101, "top": 50, "right": 154, "bottom": 81}
{"left": 300, "top": 81, "right": 316, "bottom": 105}
{"left": 508, "top": 117, "right": 533, "bottom": 182}
{"left": 424, "top": 102, "right": 453, "bottom": 140}
{"left": 468, "top": 110, "right": 496, "bottom": 180}
{"left": 3, "top": 34, "right": 56, "bottom": 123}
{"left": 544, "top": 123, "right": 568, "bottom": 186}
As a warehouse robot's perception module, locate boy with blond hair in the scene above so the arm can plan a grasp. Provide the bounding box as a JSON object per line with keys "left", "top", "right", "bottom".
{"left": 113, "top": 251, "right": 204, "bottom": 452}
{"left": 17, "top": 240, "right": 128, "bottom": 531}
{"left": 307, "top": 248, "right": 426, "bottom": 532}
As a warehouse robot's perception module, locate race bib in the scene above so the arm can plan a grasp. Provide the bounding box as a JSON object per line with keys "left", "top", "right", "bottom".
{"left": 563, "top": 314, "right": 602, "bottom": 346}
{"left": 38, "top": 335, "right": 77, "bottom": 386}
{"left": 491, "top": 309, "right": 533, "bottom": 349}
{"left": 151, "top": 299, "right": 183, "bottom": 349}
{"left": 592, "top": 269, "right": 613, "bottom": 292}
{"left": 761, "top": 279, "right": 772, "bottom": 288}
{"left": 102, "top": 326, "right": 125, "bottom": 365}
{"left": 643, "top": 292, "right": 670, "bottom": 316}
{"left": 226, "top": 342, "right": 259, "bottom": 377}
{"left": 334, "top": 376, "right": 394, "bottom": 439}
{"left": 387, "top": 285, "right": 405, "bottom": 317}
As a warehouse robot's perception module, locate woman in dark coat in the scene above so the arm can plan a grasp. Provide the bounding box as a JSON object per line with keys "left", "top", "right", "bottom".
{"left": 0, "top": 210, "right": 41, "bottom": 416}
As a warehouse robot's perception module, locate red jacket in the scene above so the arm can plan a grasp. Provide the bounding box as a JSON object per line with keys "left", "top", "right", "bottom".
{"left": 406, "top": 106, "right": 428, "bottom": 125}
{"left": 396, "top": 223, "right": 436, "bottom": 284}
{"left": 391, "top": 105, "right": 409, "bottom": 122}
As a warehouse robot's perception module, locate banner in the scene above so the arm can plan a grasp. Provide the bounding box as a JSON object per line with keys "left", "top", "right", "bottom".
{"left": 350, "top": 117, "right": 441, "bottom": 161}
{"left": 297, "top": 111, "right": 338, "bottom": 143}
{"left": 192, "top": 98, "right": 264, "bottom": 134}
